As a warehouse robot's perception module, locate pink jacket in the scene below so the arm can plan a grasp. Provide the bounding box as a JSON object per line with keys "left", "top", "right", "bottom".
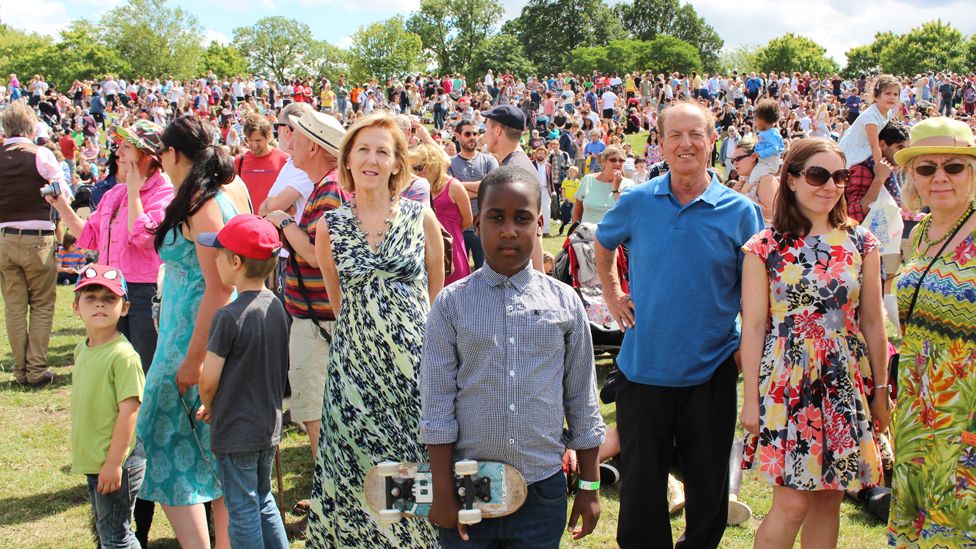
{"left": 78, "top": 170, "right": 173, "bottom": 283}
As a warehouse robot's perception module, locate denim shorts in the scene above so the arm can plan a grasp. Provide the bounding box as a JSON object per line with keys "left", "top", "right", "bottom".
{"left": 438, "top": 471, "right": 567, "bottom": 549}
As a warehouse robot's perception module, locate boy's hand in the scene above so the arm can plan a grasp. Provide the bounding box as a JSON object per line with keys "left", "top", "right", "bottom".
{"left": 428, "top": 493, "right": 468, "bottom": 541}
{"left": 567, "top": 490, "right": 600, "bottom": 540}
{"left": 196, "top": 405, "right": 212, "bottom": 424}
{"left": 97, "top": 461, "right": 123, "bottom": 495}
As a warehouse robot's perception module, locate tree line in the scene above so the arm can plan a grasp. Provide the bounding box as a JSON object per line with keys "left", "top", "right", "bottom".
{"left": 2, "top": 0, "right": 976, "bottom": 92}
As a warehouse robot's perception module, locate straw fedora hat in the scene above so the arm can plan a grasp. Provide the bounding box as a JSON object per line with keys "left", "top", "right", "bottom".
{"left": 288, "top": 110, "right": 345, "bottom": 156}
{"left": 894, "top": 116, "right": 976, "bottom": 167}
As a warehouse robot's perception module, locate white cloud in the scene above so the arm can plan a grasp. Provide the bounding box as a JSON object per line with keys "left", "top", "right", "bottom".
{"left": 4, "top": 0, "right": 73, "bottom": 37}
{"left": 297, "top": 0, "right": 419, "bottom": 12}
{"left": 689, "top": 0, "right": 976, "bottom": 66}
{"left": 203, "top": 29, "right": 231, "bottom": 46}
{"left": 335, "top": 35, "right": 354, "bottom": 49}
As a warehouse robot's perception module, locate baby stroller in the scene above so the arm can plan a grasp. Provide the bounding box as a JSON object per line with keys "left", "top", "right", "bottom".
{"left": 553, "top": 222, "right": 628, "bottom": 359}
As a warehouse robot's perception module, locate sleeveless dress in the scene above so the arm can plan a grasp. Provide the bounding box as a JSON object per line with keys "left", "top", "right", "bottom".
{"left": 741, "top": 227, "right": 884, "bottom": 491}
{"left": 431, "top": 178, "right": 470, "bottom": 286}
{"left": 306, "top": 199, "right": 437, "bottom": 547}
{"left": 888, "top": 223, "right": 976, "bottom": 547}
{"left": 137, "top": 191, "right": 242, "bottom": 506}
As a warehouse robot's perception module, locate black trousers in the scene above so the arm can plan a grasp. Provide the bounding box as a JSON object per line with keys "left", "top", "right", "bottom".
{"left": 616, "top": 356, "right": 738, "bottom": 549}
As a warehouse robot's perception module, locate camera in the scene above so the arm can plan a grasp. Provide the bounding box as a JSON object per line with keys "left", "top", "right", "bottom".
{"left": 40, "top": 180, "right": 61, "bottom": 199}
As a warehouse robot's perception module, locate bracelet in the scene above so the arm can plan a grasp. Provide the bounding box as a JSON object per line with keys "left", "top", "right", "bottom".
{"left": 873, "top": 384, "right": 891, "bottom": 393}
{"left": 578, "top": 479, "right": 600, "bottom": 491}
{"left": 611, "top": 189, "right": 620, "bottom": 194}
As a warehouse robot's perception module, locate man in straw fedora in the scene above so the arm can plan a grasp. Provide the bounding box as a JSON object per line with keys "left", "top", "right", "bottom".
{"left": 264, "top": 110, "right": 349, "bottom": 516}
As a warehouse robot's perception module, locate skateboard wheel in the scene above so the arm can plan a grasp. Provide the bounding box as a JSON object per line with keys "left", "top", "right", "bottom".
{"left": 454, "top": 460, "right": 479, "bottom": 476}
{"left": 379, "top": 509, "right": 402, "bottom": 523}
{"left": 458, "top": 508, "right": 482, "bottom": 525}
{"left": 377, "top": 461, "right": 401, "bottom": 476}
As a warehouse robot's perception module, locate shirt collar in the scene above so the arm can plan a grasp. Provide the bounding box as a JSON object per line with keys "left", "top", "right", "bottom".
{"left": 4, "top": 136, "right": 31, "bottom": 145}
{"left": 653, "top": 171, "right": 723, "bottom": 207}
{"left": 481, "top": 261, "right": 534, "bottom": 292}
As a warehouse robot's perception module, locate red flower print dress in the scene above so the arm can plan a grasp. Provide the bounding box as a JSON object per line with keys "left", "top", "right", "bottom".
{"left": 741, "top": 226, "right": 884, "bottom": 491}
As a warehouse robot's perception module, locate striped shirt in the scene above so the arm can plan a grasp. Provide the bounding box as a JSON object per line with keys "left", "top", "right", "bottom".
{"left": 420, "top": 263, "right": 605, "bottom": 483}
{"left": 57, "top": 247, "right": 87, "bottom": 271}
{"left": 284, "top": 170, "right": 348, "bottom": 320}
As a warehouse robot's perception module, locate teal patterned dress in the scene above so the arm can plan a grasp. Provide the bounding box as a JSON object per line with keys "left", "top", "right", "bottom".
{"left": 137, "top": 192, "right": 241, "bottom": 506}
{"left": 307, "top": 199, "right": 437, "bottom": 547}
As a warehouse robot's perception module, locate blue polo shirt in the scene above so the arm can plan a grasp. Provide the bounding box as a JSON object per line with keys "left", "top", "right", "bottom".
{"left": 596, "top": 172, "right": 763, "bottom": 387}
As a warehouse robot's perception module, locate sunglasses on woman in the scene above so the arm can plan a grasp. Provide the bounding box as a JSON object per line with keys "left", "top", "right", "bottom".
{"left": 731, "top": 153, "right": 752, "bottom": 163}
{"left": 793, "top": 166, "right": 851, "bottom": 188}
{"left": 913, "top": 162, "right": 967, "bottom": 177}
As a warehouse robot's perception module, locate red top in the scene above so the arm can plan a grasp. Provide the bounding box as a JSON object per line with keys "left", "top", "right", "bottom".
{"left": 58, "top": 134, "right": 78, "bottom": 160}
{"left": 236, "top": 147, "right": 289, "bottom": 213}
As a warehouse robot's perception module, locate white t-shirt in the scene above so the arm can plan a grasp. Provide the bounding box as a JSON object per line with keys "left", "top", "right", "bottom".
{"left": 601, "top": 91, "right": 617, "bottom": 111}
{"left": 102, "top": 80, "right": 118, "bottom": 96}
{"left": 838, "top": 104, "right": 893, "bottom": 167}
{"left": 267, "top": 157, "right": 314, "bottom": 224}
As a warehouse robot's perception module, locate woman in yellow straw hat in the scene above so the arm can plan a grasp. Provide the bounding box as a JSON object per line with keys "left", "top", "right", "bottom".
{"left": 888, "top": 116, "right": 976, "bottom": 547}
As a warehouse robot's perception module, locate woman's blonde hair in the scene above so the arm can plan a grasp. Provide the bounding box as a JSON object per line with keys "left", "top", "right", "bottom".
{"left": 409, "top": 143, "right": 450, "bottom": 195}
{"left": 901, "top": 155, "right": 976, "bottom": 210}
{"left": 600, "top": 145, "right": 626, "bottom": 163}
{"left": 337, "top": 112, "right": 411, "bottom": 195}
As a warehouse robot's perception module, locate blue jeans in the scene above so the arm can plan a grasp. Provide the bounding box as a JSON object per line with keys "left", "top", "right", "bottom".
{"left": 463, "top": 228, "right": 484, "bottom": 270}
{"left": 439, "top": 472, "right": 567, "bottom": 548}
{"left": 86, "top": 441, "right": 145, "bottom": 548}
{"left": 216, "top": 447, "right": 288, "bottom": 549}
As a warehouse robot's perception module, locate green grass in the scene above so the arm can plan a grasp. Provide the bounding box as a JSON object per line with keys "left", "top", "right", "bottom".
{"left": 1, "top": 270, "right": 887, "bottom": 547}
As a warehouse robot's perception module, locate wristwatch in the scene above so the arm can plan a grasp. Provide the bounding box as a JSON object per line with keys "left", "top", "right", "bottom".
{"left": 279, "top": 218, "right": 296, "bottom": 230}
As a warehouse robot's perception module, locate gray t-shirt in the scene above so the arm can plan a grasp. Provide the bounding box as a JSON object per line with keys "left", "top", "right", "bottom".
{"left": 449, "top": 151, "right": 498, "bottom": 215}
{"left": 207, "top": 289, "right": 289, "bottom": 454}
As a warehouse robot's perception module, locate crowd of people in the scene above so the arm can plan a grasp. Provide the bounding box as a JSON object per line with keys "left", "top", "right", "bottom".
{"left": 1, "top": 64, "right": 976, "bottom": 549}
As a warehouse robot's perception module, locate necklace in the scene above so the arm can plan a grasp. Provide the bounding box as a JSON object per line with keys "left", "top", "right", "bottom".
{"left": 350, "top": 193, "right": 398, "bottom": 240}
{"left": 919, "top": 201, "right": 975, "bottom": 255}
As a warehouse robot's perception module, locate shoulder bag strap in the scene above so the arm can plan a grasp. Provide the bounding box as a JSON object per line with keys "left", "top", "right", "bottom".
{"left": 904, "top": 208, "right": 975, "bottom": 327}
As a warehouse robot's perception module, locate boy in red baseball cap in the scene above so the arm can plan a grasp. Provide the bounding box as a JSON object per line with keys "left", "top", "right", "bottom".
{"left": 195, "top": 214, "right": 291, "bottom": 547}
{"left": 70, "top": 264, "right": 146, "bottom": 548}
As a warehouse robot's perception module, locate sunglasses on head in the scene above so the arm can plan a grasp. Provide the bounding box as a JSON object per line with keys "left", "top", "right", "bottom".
{"left": 913, "top": 162, "right": 967, "bottom": 177}
{"left": 794, "top": 166, "right": 851, "bottom": 188}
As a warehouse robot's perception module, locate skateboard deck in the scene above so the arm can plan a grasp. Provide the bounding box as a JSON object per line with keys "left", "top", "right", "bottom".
{"left": 364, "top": 460, "right": 527, "bottom": 524}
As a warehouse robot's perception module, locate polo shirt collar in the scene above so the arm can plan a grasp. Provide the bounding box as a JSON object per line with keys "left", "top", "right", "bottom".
{"left": 4, "top": 137, "right": 31, "bottom": 145}
{"left": 482, "top": 262, "right": 534, "bottom": 292}
{"left": 653, "top": 171, "right": 723, "bottom": 207}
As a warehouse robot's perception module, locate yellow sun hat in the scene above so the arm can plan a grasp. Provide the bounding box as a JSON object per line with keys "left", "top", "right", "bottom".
{"left": 893, "top": 116, "right": 976, "bottom": 167}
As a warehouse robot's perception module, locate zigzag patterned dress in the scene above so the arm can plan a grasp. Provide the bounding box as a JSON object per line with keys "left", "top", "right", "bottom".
{"left": 306, "top": 199, "right": 437, "bottom": 548}
{"left": 888, "top": 223, "right": 976, "bottom": 548}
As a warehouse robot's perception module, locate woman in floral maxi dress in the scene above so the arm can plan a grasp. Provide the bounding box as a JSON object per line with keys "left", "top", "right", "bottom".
{"left": 740, "top": 138, "right": 891, "bottom": 548}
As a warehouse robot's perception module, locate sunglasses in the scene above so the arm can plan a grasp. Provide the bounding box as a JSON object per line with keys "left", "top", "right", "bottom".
{"left": 412, "top": 165, "right": 424, "bottom": 172}
{"left": 794, "top": 166, "right": 850, "bottom": 188}
{"left": 461, "top": 131, "right": 478, "bottom": 137}
{"left": 913, "top": 162, "right": 967, "bottom": 177}
{"left": 731, "top": 153, "right": 752, "bottom": 163}
{"left": 605, "top": 157, "right": 625, "bottom": 164}
{"left": 274, "top": 122, "right": 289, "bottom": 129}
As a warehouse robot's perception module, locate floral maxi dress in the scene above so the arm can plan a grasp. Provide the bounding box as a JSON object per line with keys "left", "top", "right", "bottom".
{"left": 306, "top": 199, "right": 437, "bottom": 548}
{"left": 888, "top": 224, "right": 976, "bottom": 547}
{"left": 741, "top": 227, "right": 883, "bottom": 491}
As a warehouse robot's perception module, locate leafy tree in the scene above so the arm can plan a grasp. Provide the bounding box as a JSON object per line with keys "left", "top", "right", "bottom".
{"left": 201, "top": 42, "right": 248, "bottom": 78}
{"left": 568, "top": 46, "right": 613, "bottom": 75}
{"left": 718, "top": 44, "right": 759, "bottom": 74}
{"left": 99, "top": 0, "right": 203, "bottom": 78}
{"left": 406, "top": 0, "right": 503, "bottom": 75}
{"left": 967, "top": 34, "right": 976, "bottom": 73}
{"left": 233, "top": 17, "right": 313, "bottom": 82}
{"left": 615, "top": 0, "right": 723, "bottom": 71}
{"left": 469, "top": 34, "right": 535, "bottom": 81}
{"left": 299, "top": 41, "right": 351, "bottom": 81}
{"left": 842, "top": 31, "right": 896, "bottom": 78}
{"left": 35, "top": 20, "right": 131, "bottom": 89}
{"left": 0, "top": 24, "right": 54, "bottom": 84}
{"left": 636, "top": 35, "right": 702, "bottom": 75}
{"left": 879, "top": 20, "right": 967, "bottom": 76}
{"left": 505, "top": 0, "right": 625, "bottom": 74}
{"left": 754, "top": 33, "right": 840, "bottom": 75}
{"left": 349, "top": 16, "right": 423, "bottom": 82}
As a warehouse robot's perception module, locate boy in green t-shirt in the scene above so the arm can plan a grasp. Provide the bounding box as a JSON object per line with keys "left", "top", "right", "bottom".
{"left": 559, "top": 166, "right": 581, "bottom": 235}
{"left": 70, "top": 264, "right": 145, "bottom": 548}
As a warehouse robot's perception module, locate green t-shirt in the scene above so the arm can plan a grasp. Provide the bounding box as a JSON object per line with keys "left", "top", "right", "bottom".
{"left": 576, "top": 173, "right": 634, "bottom": 225}
{"left": 70, "top": 334, "right": 145, "bottom": 474}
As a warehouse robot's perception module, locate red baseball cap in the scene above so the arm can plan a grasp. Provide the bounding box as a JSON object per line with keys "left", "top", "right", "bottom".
{"left": 75, "top": 264, "right": 129, "bottom": 298}
{"left": 197, "top": 214, "right": 282, "bottom": 260}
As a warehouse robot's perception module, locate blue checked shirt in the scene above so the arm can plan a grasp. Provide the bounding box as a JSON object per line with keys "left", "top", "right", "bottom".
{"left": 420, "top": 263, "right": 606, "bottom": 484}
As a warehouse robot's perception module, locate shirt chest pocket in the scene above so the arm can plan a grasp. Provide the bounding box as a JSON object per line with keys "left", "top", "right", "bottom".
{"left": 512, "top": 309, "right": 571, "bottom": 355}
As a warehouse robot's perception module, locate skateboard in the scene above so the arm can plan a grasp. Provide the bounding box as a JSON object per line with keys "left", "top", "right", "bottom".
{"left": 364, "top": 460, "right": 527, "bottom": 525}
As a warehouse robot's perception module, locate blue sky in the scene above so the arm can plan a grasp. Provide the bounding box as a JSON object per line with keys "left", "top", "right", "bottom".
{"left": 5, "top": 0, "right": 975, "bottom": 66}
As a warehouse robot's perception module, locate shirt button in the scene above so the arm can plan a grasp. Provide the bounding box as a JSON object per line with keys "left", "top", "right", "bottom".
{"left": 509, "top": 337, "right": 514, "bottom": 344}
{"left": 509, "top": 404, "right": 515, "bottom": 411}
{"left": 509, "top": 438, "right": 515, "bottom": 445}
{"left": 509, "top": 370, "right": 515, "bottom": 377}
{"left": 506, "top": 305, "right": 513, "bottom": 312}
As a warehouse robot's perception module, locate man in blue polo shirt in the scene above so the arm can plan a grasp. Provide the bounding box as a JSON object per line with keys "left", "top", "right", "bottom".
{"left": 595, "top": 102, "right": 762, "bottom": 548}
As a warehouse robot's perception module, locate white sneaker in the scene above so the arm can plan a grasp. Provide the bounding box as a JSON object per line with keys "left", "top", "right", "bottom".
{"left": 728, "top": 497, "right": 752, "bottom": 525}
{"left": 668, "top": 475, "right": 686, "bottom": 514}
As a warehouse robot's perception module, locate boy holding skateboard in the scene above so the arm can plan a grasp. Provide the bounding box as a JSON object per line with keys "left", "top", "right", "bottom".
{"left": 420, "top": 165, "right": 606, "bottom": 547}
{"left": 195, "top": 215, "right": 290, "bottom": 549}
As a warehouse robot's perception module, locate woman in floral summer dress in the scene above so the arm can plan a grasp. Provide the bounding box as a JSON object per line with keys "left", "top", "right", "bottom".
{"left": 740, "top": 138, "right": 891, "bottom": 548}
{"left": 308, "top": 113, "right": 444, "bottom": 548}
{"left": 887, "top": 117, "right": 976, "bottom": 547}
